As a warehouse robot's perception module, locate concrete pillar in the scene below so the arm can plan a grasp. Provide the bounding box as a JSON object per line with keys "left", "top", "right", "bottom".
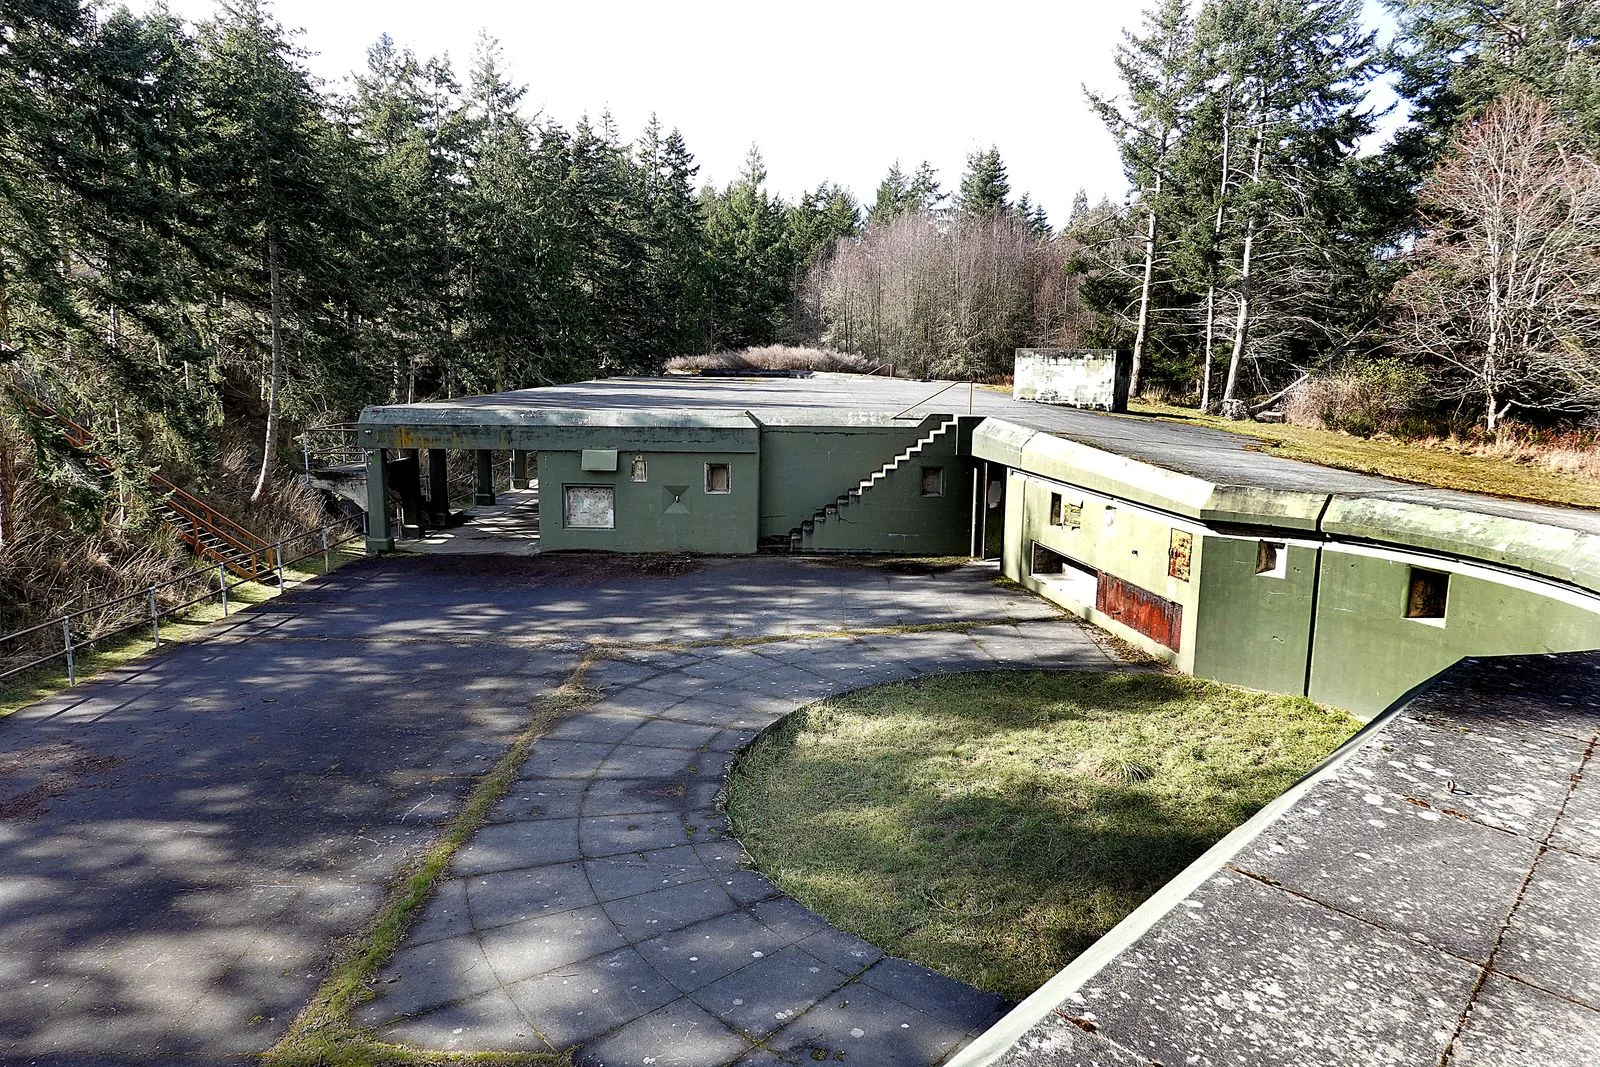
{"left": 510, "top": 449, "right": 531, "bottom": 490}
{"left": 364, "top": 448, "right": 394, "bottom": 555}
{"left": 394, "top": 453, "right": 425, "bottom": 537}
{"left": 474, "top": 449, "right": 497, "bottom": 506}
{"left": 428, "top": 448, "right": 450, "bottom": 523}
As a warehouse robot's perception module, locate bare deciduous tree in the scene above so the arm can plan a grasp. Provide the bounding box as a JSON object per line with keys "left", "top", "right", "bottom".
{"left": 808, "top": 213, "right": 1086, "bottom": 380}
{"left": 1391, "top": 90, "right": 1600, "bottom": 432}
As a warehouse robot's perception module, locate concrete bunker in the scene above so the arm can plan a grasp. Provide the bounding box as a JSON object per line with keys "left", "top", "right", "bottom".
{"left": 355, "top": 372, "right": 1600, "bottom": 720}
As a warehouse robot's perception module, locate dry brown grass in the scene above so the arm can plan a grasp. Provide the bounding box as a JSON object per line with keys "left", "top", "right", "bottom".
{"left": 1133, "top": 400, "right": 1600, "bottom": 508}
{"left": 1281, "top": 361, "right": 1432, "bottom": 437}
{"left": 665, "top": 344, "right": 883, "bottom": 375}
{"left": 1412, "top": 429, "right": 1600, "bottom": 481}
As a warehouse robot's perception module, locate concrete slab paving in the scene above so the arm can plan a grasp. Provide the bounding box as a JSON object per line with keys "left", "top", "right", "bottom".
{"left": 353, "top": 559, "right": 1098, "bottom": 1065}
{"left": 1493, "top": 847, "right": 1600, "bottom": 1009}
{"left": 0, "top": 594, "right": 575, "bottom": 1063}
{"left": 1448, "top": 972, "right": 1600, "bottom": 1066}
{"left": 2, "top": 552, "right": 1105, "bottom": 1065}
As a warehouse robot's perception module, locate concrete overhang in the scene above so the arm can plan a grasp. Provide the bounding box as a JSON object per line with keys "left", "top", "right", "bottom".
{"left": 743, "top": 409, "right": 950, "bottom": 429}
{"left": 1324, "top": 496, "right": 1600, "bottom": 597}
{"left": 357, "top": 404, "right": 759, "bottom": 453}
{"left": 971, "top": 420, "right": 1329, "bottom": 531}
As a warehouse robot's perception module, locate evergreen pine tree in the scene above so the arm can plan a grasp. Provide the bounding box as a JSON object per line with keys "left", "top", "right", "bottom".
{"left": 956, "top": 147, "right": 1011, "bottom": 218}
{"left": 1085, "top": 0, "right": 1193, "bottom": 396}
{"left": 1386, "top": 0, "right": 1600, "bottom": 174}
{"left": 701, "top": 147, "right": 794, "bottom": 349}
{"left": 868, "top": 162, "right": 912, "bottom": 226}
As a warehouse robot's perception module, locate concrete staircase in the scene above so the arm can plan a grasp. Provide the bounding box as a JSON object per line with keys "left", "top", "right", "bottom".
{"left": 23, "top": 396, "right": 279, "bottom": 580}
{"left": 789, "top": 416, "right": 959, "bottom": 553}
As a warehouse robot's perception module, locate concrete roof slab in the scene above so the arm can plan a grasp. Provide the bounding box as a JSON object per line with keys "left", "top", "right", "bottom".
{"left": 1069, "top": 872, "right": 1476, "bottom": 1067}
{"left": 1493, "top": 847, "right": 1600, "bottom": 1009}
{"left": 959, "top": 651, "right": 1600, "bottom": 1067}
{"left": 1230, "top": 779, "right": 1537, "bottom": 962}
{"left": 1448, "top": 972, "right": 1600, "bottom": 1067}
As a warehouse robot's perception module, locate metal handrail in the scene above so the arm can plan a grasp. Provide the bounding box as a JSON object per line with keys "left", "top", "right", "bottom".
{"left": 300, "top": 424, "right": 364, "bottom": 470}
{"left": 24, "top": 395, "right": 282, "bottom": 576}
{"left": 0, "top": 521, "right": 361, "bottom": 688}
{"left": 151, "top": 473, "right": 274, "bottom": 556}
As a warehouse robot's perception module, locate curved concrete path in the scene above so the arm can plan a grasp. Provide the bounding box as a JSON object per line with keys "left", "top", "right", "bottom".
{"left": 0, "top": 554, "right": 1122, "bottom": 1065}
{"left": 358, "top": 571, "right": 1124, "bottom": 1066}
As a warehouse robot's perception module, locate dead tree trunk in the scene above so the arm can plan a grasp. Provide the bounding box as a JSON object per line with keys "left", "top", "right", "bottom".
{"left": 1200, "top": 98, "right": 1232, "bottom": 413}
{"left": 1221, "top": 94, "right": 1265, "bottom": 420}
{"left": 251, "top": 229, "right": 283, "bottom": 505}
{"left": 1129, "top": 163, "right": 1164, "bottom": 398}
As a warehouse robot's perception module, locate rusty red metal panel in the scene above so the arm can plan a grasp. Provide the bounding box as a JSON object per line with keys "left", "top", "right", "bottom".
{"left": 1096, "top": 573, "right": 1183, "bottom": 651}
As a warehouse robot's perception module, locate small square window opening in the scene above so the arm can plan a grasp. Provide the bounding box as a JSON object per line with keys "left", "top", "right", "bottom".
{"left": 1256, "top": 540, "right": 1288, "bottom": 578}
{"left": 921, "top": 467, "right": 945, "bottom": 497}
{"left": 1406, "top": 567, "right": 1449, "bottom": 620}
{"left": 1049, "top": 492, "right": 1063, "bottom": 525}
{"left": 705, "top": 463, "right": 731, "bottom": 494}
{"left": 631, "top": 454, "right": 647, "bottom": 482}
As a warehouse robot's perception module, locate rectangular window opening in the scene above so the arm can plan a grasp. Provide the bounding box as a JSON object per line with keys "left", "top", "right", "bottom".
{"left": 1030, "top": 542, "right": 1099, "bottom": 603}
{"left": 705, "top": 462, "right": 731, "bottom": 494}
{"left": 921, "top": 466, "right": 945, "bottom": 497}
{"left": 631, "top": 454, "right": 647, "bottom": 482}
{"left": 1256, "top": 540, "right": 1288, "bottom": 578}
{"left": 1049, "top": 493, "right": 1082, "bottom": 529}
{"left": 563, "top": 485, "right": 615, "bottom": 529}
{"left": 1406, "top": 567, "right": 1449, "bottom": 620}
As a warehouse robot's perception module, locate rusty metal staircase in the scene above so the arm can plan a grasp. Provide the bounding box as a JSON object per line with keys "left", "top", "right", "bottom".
{"left": 789, "top": 416, "right": 959, "bottom": 553}
{"left": 23, "top": 398, "right": 279, "bottom": 580}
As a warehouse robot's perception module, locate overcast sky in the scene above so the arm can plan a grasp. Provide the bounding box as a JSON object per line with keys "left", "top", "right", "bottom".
{"left": 127, "top": 0, "right": 1400, "bottom": 226}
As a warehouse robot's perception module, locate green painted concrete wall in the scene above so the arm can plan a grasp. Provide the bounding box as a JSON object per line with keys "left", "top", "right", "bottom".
{"left": 1307, "top": 545, "right": 1600, "bottom": 714}
{"left": 757, "top": 424, "right": 926, "bottom": 537}
{"left": 537, "top": 449, "right": 758, "bottom": 554}
{"left": 1191, "top": 536, "right": 1318, "bottom": 698}
{"left": 994, "top": 448, "right": 1600, "bottom": 720}
{"left": 1002, "top": 470, "right": 1203, "bottom": 670}
{"left": 800, "top": 429, "right": 972, "bottom": 555}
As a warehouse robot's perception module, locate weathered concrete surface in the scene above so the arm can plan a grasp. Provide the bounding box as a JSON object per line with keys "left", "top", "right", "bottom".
{"left": 0, "top": 554, "right": 1110, "bottom": 1065}
{"left": 356, "top": 568, "right": 1121, "bottom": 1066}
{"left": 1012, "top": 350, "right": 1131, "bottom": 412}
{"left": 969, "top": 651, "right": 1600, "bottom": 1067}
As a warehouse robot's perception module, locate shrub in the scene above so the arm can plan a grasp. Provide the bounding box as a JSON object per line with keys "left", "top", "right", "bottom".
{"left": 665, "top": 345, "right": 883, "bottom": 375}
{"left": 1284, "top": 360, "right": 1432, "bottom": 437}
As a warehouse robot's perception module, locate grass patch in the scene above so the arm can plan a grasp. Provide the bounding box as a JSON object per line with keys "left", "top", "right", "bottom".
{"left": 726, "top": 670, "right": 1357, "bottom": 1000}
{"left": 263, "top": 658, "right": 600, "bottom": 1067}
{"left": 0, "top": 543, "right": 365, "bottom": 719}
{"left": 1130, "top": 401, "right": 1600, "bottom": 509}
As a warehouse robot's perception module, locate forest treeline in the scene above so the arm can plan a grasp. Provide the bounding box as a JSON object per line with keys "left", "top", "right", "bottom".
{"left": 3, "top": 0, "right": 1600, "bottom": 626}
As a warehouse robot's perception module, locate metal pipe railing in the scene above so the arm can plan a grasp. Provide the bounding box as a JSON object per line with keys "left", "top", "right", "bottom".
{"left": 0, "top": 521, "right": 361, "bottom": 688}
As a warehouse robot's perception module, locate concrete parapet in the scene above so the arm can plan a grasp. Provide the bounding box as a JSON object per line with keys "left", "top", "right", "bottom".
{"left": 1012, "top": 349, "right": 1131, "bottom": 412}
{"left": 1324, "top": 496, "right": 1600, "bottom": 597}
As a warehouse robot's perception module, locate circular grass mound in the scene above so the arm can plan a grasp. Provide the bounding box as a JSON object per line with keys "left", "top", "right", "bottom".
{"left": 725, "top": 670, "right": 1357, "bottom": 999}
